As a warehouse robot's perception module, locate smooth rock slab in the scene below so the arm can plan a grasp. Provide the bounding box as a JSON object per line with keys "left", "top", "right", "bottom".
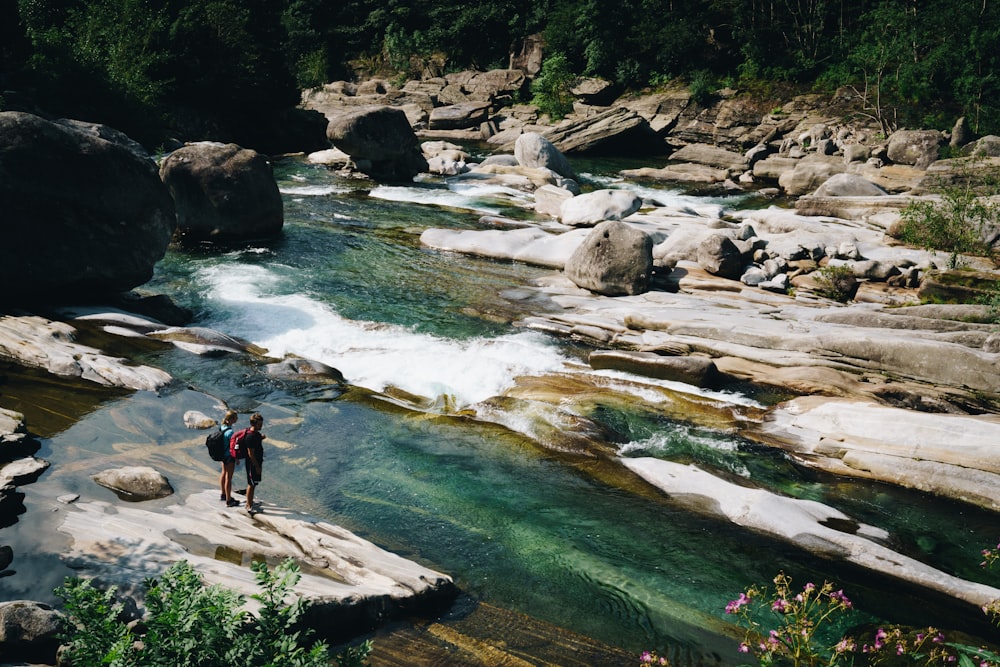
{"left": 92, "top": 466, "right": 173, "bottom": 501}
{"left": 57, "top": 491, "right": 457, "bottom": 638}
{"left": 620, "top": 457, "right": 1000, "bottom": 610}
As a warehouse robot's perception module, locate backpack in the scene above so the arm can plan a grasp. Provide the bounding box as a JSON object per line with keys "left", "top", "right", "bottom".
{"left": 205, "top": 429, "right": 227, "bottom": 461}
{"left": 230, "top": 427, "right": 252, "bottom": 460}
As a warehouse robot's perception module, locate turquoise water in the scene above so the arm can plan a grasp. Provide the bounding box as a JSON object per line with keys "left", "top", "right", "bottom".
{"left": 122, "top": 156, "right": 1000, "bottom": 656}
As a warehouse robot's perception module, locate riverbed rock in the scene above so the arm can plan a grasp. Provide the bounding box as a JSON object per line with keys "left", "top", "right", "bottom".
{"left": 0, "top": 315, "right": 173, "bottom": 391}
{"left": 58, "top": 490, "right": 457, "bottom": 640}
{"left": 0, "top": 600, "right": 63, "bottom": 664}
{"left": 92, "top": 466, "right": 174, "bottom": 501}
{"left": 159, "top": 142, "right": 284, "bottom": 245}
{"left": 0, "top": 111, "right": 176, "bottom": 304}
{"left": 514, "top": 132, "right": 576, "bottom": 180}
{"left": 590, "top": 350, "right": 719, "bottom": 387}
{"left": 531, "top": 107, "right": 657, "bottom": 155}
{"left": 564, "top": 220, "right": 653, "bottom": 296}
{"left": 325, "top": 105, "right": 429, "bottom": 182}
{"left": 621, "top": 457, "right": 1000, "bottom": 611}
{"left": 428, "top": 100, "right": 491, "bottom": 130}
{"left": 887, "top": 129, "right": 945, "bottom": 168}
{"left": 560, "top": 189, "right": 643, "bottom": 227}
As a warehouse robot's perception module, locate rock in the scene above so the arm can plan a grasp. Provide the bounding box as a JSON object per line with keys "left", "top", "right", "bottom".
{"left": 621, "top": 163, "right": 729, "bottom": 184}
{"left": 514, "top": 132, "right": 576, "bottom": 180}
{"left": 58, "top": 490, "right": 457, "bottom": 639}
{"left": 0, "top": 457, "right": 50, "bottom": 488}
{"left": 428, "top": 101, "right": 491, "bottom": 130}
{"left": 0, "top": 545, "right": 11, "bottom": 570}
{"left": 535, "top": 184, "right": 576, "bottom": 218}
{"left": 559, "top": 189, "right": 643, "bottom": 227}
{"left": 0, "top": 600, "right": 62, "bottom": 664}
{"left": 147, "top": 326, "right": 267, "bottom": 356}
{"left": 951, "top": 116, "right": 973, "bottom": 148}
{"left": 621, "top": 458, "right": 1000, "bottom": 610}
{"left": 564, "top": 220, "right": 653, "bottom": 296}
{"left": 160, "top": 142, "right": 284, "bottom": 245}
{"left": 184, "top": 410, "right": 219, "bottom": 429}
{"left": 0, "top": 112, "right": 176, "bottom": 303}
{"left": 540, "top": 107, "right": 659, "bottom": 155}
{"left": 509, "top": 34, "right": 545, "bottom": 76}
{"left": 812, "top": 173, "right": 887, "bottom": 197}
{"left": 778, "top": 156, "right": 847, "bottom": 195}
{"left": 887, "top": 129, "right": 944, "bottom": 168}
{"left": 462, "top": 69, "right": 527, "bottom": 101}
{"left": 570, "top": 77, "right": 618, "bottom": 106}
{"left": 325, "top": 106, "right": 428, "bottom": 182}
{"left": 668, "top": 143, "right": 749, "bottom": 171}
{"left": 842, "top": 143, "right": 870, "bottom": 163}
{"left": 0, "top": 314, "right": 173, "bottom": 391}
{"left": 265, "top": 357, "right": 346, "bottom": 383}
{"left": 697, "top": 234, "right": 745, "bottom": 279}
{"left": 970, "top": 135, "right": 1000, "bottom": 157}
{"left": 92, "top": 466, "right": 174, "bottom": 501}
{"left": 590, "top": 350, "right": 719, "bottom": 387}
{"left": 307, "top": 147, "right": 352, "bottom": 167}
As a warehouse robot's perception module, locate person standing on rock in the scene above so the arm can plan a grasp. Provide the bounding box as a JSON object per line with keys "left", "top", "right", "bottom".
{"left": 220, "top": 410, "right": 240, "bottom": 507}
{"left": 242, "top": 412, "right": 265, "bottom": 514}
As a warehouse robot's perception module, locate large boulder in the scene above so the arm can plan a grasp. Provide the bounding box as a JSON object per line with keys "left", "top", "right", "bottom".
{"left": 565, "top": 220, "right": 653, "bottom": 296}
{"left": 428, "top": 100, "right": 491, "bottom": 130}
{"left": 0, "top": 112, "right": 176, "bottom": 303}
{"left": 159, "top": 142, "right": 284, "bottom": 245}
{"left": 560, "top": 189, "right": 643, "bottom": 227}
{"left": 697, "top": 233, "right": 745, "bottom": 279}
{"left": 514, "top": 132, "right": 576, "bottom": 179}
{"left": 325, "top": 105, "right": 428, "bottom": 181}
{"left": 92, "top": 466, "right": 174, "bottom": 501}
{"left": 0, "top": 600, "right": 62, "bottom": 664}
{"left": 887, "top": 129, "right": 944, "bottom": 168}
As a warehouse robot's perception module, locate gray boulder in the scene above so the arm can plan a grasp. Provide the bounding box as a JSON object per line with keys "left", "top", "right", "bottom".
{"left": 887, "top": 129, "right": 944, "bottom": 168}
{"left": 565, "top": 220, "right": 653, "bottom": 296}
{"left": 697, "top": 234, "right": 745, "bottom": 279}
{"left": 93, "top": 466, "right": 173, "bottom": 500}
{"left": 514, "top": 132, "right": 576, "bottom": 179}
{"left": 812, "top": 173, "right": 887, "bottom": 197}
{"left": 326, "top": 105, "right": 428, "bottom": 181}
{"left": 560, "top": 189, "right": 643, "bottom": 227}
{"left": 159, "top": 142, "right": 284, "bottom": 245}
{"left": 0, "top": 112, "right": 176, "bottom": 303}
{"left": 0, "top": 600, "right": 62, "bottom": 664}
{"left": 590, "top": 350, "right": 719, "bottom": 387}
{"left": 428, "top": 100, "right": 491, "bottom": 130}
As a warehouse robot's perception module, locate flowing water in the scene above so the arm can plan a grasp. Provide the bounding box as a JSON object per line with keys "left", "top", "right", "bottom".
{"left": 6, "top": 155, "right": 1000, "bottom": 661}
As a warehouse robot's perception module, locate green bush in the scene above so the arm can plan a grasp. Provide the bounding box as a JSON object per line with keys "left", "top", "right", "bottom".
{"left": 897, "top": 184, "right": 999, "bottom": 268}
{"left": 56, "top": 558, "right": 372, "bottom": 667}
{"left": 813, "top": 265, "right": 859, "bottom": 303}
{"left": 530, "top": 52, "right": 576, "bottom": 120}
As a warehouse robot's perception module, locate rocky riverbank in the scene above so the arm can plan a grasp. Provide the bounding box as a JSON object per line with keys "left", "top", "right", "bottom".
{"left": 3, "top": 70, "right": 1000, "bottom": 662}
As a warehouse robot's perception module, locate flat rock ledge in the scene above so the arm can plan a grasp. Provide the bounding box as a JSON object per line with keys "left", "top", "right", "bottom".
{"left": 57, "top": 489, "right": 457, "bottom": 640}
{"left": 620, "top": 457, "right": 1000, "bottom": 613}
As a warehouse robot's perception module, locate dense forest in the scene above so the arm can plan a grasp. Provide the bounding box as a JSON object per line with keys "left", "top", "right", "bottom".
{"left": 2, "top": 0, "right": 999, "bottom": 149}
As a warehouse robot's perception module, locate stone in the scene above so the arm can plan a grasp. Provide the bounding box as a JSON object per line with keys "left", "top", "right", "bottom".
{"left": 564, "top": 221, "right": 653, "bottom": 296}
{"left": 0, "top": 457, "right": 49, "bottom": 488}
{"left": 160, "top": 142, "right": 284, "bottom": 244}
{"left": 537, "top": 107, "right": 658, "bottom": 155}
{"left": 534, "top": 184, "right": 576, "bottom": 218}
{"left": 514, "top": 132, "right": 576, "bottom": 179}
{"left": 0, "top": 600, "right": 62, "bottom": 664}
{"left": 325, "top": 106, "right": 429, "bottom": 182}
{"left": 668, "top": 143, "right": 749, "bottom": 171}
{"left": 265, "top": 357, "right": 346, "bottom": 383}
{"left": 812, "top": 173, "right": 887, "bottom": 197}
{"left": 559, "top": 189, "right": 643, "bottom": 227}
{"left": 184, "top": 410, "right": 219, "bottom": 429}
{"left": 778, "top": 156, "right": 847, "bottom": 195}
{"left": 589, "top": 350, "right": 719, "bottom": 387}
{"left": 428, "top": 101, "right": 492, "bottom": 130}
{"left": 57, "top": 490, "right": 457, "bottom": 640}
{"left": 887, "top": 129, "right": 944, "bottom": 168}
{"left": 697, "top": 234, "right": 745, "bottom": 279}
{"left": 92, "top": 466, "right": 174, "bottom": 501}
{"left": 0, "top": 112, "right": 176, "bottom": 303}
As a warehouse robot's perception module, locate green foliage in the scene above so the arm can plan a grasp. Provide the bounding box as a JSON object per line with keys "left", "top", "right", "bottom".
{"left": 897, "top": 184, "right": 999, "bottom": 267}
{"left": 530, "top": 52, "right": 575, "bottom": 120}
{"left": 56, "top": 559, "right": 371, "bottom": 667}
{"left": 688, "top": 70, "right": 716, "bottom": 107}
{"left": 814, "top": 265, "right": 859, "bottom": 303}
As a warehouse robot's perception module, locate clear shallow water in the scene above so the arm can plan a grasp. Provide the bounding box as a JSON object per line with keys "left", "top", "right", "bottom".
{"left": 131, "top": 156, "right": 1000, "bottom": 656}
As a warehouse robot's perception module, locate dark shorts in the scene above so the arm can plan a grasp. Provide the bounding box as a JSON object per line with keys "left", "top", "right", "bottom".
{"left": 246, "top": 462, "right": 262, "bottom": 487}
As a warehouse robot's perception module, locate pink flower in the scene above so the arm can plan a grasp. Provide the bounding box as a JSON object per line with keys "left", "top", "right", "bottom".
{"left": 725, "top": 592, "right": 751, "bottom": 614}
{"left": 772, "top": 598, "right": 788, "bottom": 613}
{"left": 738, "top": 643, "right": 750, "bottom": 654}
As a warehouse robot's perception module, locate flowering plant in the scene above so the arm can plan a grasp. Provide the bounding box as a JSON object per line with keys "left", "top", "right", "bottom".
{"left": 725, "top": 572, "right": 856, "bottom": 667}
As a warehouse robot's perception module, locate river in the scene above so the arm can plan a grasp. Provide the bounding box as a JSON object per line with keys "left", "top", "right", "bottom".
{"left": 4, "top": 153, "right": 999, "bottom": 663}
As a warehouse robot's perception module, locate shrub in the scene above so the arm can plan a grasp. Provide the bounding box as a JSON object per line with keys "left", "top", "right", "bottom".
{"left": 531, "top": 52, "right": 576, "bottom": 120}
{"left": 813, "top": 265, "right": 859, "bottom": 303}
{"left": 56, "top": 558, "right": 371, "bottom": 667}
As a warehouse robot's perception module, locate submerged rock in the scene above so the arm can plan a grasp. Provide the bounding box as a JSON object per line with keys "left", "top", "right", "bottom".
{"left": 92, "top": 466, "right": 174, "bottom": 501}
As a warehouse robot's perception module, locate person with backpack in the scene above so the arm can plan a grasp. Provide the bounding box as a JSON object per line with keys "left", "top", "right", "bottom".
{"left": 219, "top": 410, "right": 240, "bottom": 507}
{"left": 231, "top": 412, "right": 265, "bottom": 514}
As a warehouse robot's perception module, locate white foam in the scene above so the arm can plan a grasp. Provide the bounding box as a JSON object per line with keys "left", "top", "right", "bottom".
{"left": 369, "top": 183, "right": 532, "bottom": 214}
{"left": 278, "top": 184, "right": 347, "bottom": 196}
{"left": 198, "top": 263, "right": 570, "bottom": 407}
